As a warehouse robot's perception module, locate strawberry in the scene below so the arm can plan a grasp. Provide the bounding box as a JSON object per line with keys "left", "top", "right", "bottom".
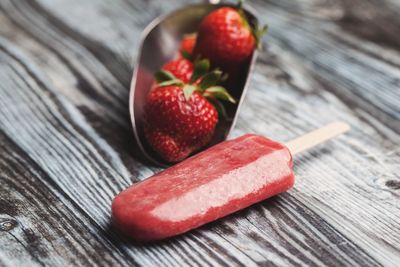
{"left": 193, "top": 3, "right": 267, "bottom": 69}
{"left": 161, "top": 58, "right": 194, "bottom": 83}
{"left": 179, "top": 33, "right": 197, "bottom": 57}
{"left": 144, "top": 86, "right": 217, "bottom": 162}
{"left": 145, "top": 60, "right": 236, "bottom": 162}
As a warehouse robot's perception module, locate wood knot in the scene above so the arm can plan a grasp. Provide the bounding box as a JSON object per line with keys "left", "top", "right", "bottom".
{"left": 0, "top": 218, "right": 18, "bottom": 231}
{"left": 385, "top": 180, "right": 400, "bottom": 190}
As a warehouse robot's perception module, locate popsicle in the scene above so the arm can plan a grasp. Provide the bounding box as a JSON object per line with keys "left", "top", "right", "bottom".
{"left": 112, "top": 122, "right": 350, "bottom": 242}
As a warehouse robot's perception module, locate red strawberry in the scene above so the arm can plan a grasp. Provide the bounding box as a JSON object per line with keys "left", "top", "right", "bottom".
{"left": 145, "top": 60, "right": 236, "bottom": 162}
{"left": 161, "top": 58, "right": 194, "bottom": 83}
{"left": 145, "top": 85, "right": 218, "bottom": 162}
{"left": 194, "top": 5, "right": 266, "bottom": 69}
{"left": 179, "top": 33, "right": 197, "bottom": 56}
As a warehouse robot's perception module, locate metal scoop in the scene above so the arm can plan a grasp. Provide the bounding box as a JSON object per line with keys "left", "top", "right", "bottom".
{"left": 129, "top": 1, "right": 260, "bottom": 166}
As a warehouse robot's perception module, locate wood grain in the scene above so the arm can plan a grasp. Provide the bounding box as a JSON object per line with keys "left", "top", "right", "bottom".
{"left": 0, "top": 0, "right": 399, "bottom": 266}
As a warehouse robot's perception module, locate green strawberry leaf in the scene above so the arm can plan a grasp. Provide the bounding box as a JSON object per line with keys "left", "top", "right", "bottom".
{"left": 199, "top": 70, "right": 223, "bottom": 91}
{"left": 180, "top": 50, "right": 192, "bottom": 60}
{"left": 236, "top": 0, "right": 268, "bottom": 50}
{"left": 155, "top": 70, "right": 177, "bottom": 83}
{"left": 205, "top": 86, "right": 237, "bottom": 104}
{"left": 190, "top": 59, "right": 210, "bottom": 84}
{"left": 158, "top": 79, "right": 183, "bottom": 87}
{"left": 255, "top": 25, "right": 268, "bottom": 49}
{"left": 237, "top": 0, "right": 244, "bottom": 9}
{"left": 182, "top": 84, "right": 197, "bottom": 100}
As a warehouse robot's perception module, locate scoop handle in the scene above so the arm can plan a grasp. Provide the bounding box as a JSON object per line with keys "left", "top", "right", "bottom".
{"left": 285, "top": 122, "right": 350, "bottom": 156}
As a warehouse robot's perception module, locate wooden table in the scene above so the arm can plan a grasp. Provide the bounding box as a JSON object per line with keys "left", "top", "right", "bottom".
{"left": 1, "top": 0, "right": 399, "bottom": 266}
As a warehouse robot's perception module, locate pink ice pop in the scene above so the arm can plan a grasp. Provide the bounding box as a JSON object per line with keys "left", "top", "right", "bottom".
{"left": 112, "top": 122, "right": 349, "bottom": 242}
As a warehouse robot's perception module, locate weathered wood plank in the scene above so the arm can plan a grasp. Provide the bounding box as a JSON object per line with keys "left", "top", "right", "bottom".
{"left": 0, "top": 133, "right": 137, "bottom": 267}
{"left": 0, "top": 0, "right": 399, "bottom": 266}
{"left": 255, "top": 0, "right": 400, "bottom": 132}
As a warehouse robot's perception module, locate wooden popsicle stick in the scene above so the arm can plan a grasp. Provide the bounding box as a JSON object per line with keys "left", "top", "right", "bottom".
{"left": 285, "top": 122, "right": 350, "bottom": 156}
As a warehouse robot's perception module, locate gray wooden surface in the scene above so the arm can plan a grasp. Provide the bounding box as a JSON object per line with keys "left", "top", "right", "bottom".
{"left": 0, "top": 0, "right": 399, "bottom": 266}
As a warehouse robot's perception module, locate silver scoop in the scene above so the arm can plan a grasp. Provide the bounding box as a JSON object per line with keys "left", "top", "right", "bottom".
{"left": 129, "top": 1, "right": 260, "bottom": 166}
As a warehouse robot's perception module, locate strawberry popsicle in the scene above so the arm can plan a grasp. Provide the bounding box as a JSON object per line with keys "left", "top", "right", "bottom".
{"left": 112, "top": 134, "right": 294, "bottom": 241}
